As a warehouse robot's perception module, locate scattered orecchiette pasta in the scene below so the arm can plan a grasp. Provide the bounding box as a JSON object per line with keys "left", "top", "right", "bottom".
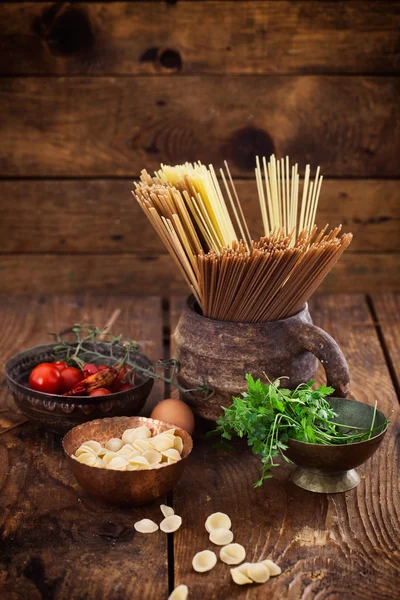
{"left": 230, "top": 564, "right": 253, "bottom": 585}
{"left": 209, "top": 528, "right": 234, "bottom": 546}
{"left": 261, "top": 559, "right": 282, "bottom": 576}
{"left": 192, "top": 550, "right": 217, "bottom": 573}
{"left": 72, "top": 426, "right": 184, "bottom": 471}
{"left": 220, "top": 543, "right": 246, "bottom": 565}
{"left": 246, "top": 563, "right": 270, "bottom": 583}
{"left": 134, "top": 519, "right": 159, "bottom": 533}
{"left": 205, "top": 512, "right": 231, "bottom": 533}
{"left": 160, "top": 504, "right": 174, "bottom": 518}
{"left": 160, "top": 515, "right": 182, "bottom": 533}
{"left": 230, "top": 558, "right": 282, "bottom": 586}
{"left": 168, "top": 584, "right": 188, "bottom": 600}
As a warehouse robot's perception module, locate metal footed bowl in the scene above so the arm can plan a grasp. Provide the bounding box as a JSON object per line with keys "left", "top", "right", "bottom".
{"left": 285, "top": 397, "right": 388, "bottom": 493}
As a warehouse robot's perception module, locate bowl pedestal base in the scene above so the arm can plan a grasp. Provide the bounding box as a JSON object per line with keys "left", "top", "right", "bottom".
{"left": 291, "top": 467, "right": 361, "bottom": 493}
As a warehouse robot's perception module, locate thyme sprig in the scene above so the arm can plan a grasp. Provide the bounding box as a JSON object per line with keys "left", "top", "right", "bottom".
{"left": 49, "top": 324, "right": 211, "bottom": 397}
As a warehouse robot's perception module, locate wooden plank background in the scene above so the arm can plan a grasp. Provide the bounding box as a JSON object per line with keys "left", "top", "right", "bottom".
{"left": 1, "top": 0, "right": 399, "bottom": 294}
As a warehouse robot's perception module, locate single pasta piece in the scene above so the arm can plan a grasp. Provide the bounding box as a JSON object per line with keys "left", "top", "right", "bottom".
{"left": 105, "top": 456, "right": 129, "bottom": 471}
{"left": 128, "top": 456, "right": 150, "bottom": 470}
{"left": 209, "top": 528, "right": 234, "bottom": 546}
{"left": 105, "top": 438, "right": 124, "bottom": 452}
{"left": 122, "top": 426, "right": 151, "bottom": 444}
{"left": 134, "top": 519, "right": 159, "bottom": 534}
{"left": 247, "top": 563, "right": 270, "bottom": 583}
{"left": 133, "top": 439, "right": 154, "bottom": 452}
{"left": 160, "top": 504, "right": 175, "bottom": 518}
{"left": 192, "top": 550, "right": 217, "bottom": 573}
{"left": 161, "top": 449, "right": 182, "bottom": 463}
{"left": 152, "top": 436, "right": 175, "bottom": 452}
{"left": 174, "top": 436, "right": 184, "bottom": 453}
{"left": 205, "top": 512, "right": 231, "bottom": 533}
{"left": 142, "top": 450, "right": 163, "bottom": 465}
{"left": 156, "top": 428, "right": 175, "bottom": 436}
{"left": 117, "top": 444, "right": 138, "bottom": 458}
{"left": 102, "top": 451, "right": 118, "bottom": 465}
{"left": 168, "top": 584, "right": 188, "bottom": 600}
{"left": 220, "top": 543, "right": 246, "bottom": 565}
{"left": 231, "top": 564, "right": 253, "bottom": 585}
{"left": 261, "top": 559, "right": 282, "bottom": 576}
{"left": 160, "top": 515, "right": 182, "bottom": 533}
{"left": 79, "top": 440, "right": 102, "bottom": 455}
{"left": 76, "top": 452, "right": 98, "bottom": 466}
{"left": 75, "top": 443, "right": 100, "bottom": 457}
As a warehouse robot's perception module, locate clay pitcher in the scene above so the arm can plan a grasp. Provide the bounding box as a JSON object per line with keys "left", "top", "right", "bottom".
{"left": 174, "top": 295, "right": 350, "bottom": 421}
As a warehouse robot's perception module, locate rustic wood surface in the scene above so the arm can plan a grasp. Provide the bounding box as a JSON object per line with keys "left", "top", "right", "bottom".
{"left": 0, "top": 253, "right": 399, "bottom": 296}
{"left": 1, "top": 76, "right": 399, "bottom": 177}
{"left": 170, "top": 294, "right": 400, "bottom": 599}
{"left": 2, "top": 179, "right": 399, "bottom": 254}
{"left": 0, "top": 293, "right": 399, "bottom": 599}
{"left": 0, "top": 295, "right": 168, "bottom": 600}
{"left": 2, "top": 2, "right": 400, "bottom": 75}
{"left": 371, "top": 294, "right": 400, "bottom": 393}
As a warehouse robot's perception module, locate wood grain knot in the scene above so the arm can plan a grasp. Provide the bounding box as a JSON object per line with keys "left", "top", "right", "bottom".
{"left": 33, "top": 5, "right": 94, "bottom": 56}
{"left": 159, "top": 49, "right": 182, "bottom": 71}
{"left": 139, "top": 47, "right": 182, "bottom": 72}
{"left": 224, "top": 127, "right": 275, "bottom": 171}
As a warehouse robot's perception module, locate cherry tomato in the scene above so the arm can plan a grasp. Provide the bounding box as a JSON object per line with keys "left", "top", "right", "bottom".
{"left": 118, "top": 383, "right": 132, "bottom": 393}
{"left": 110, "top": 364, "right": 131, "bottom": 392}
{"left": 114, "top": 364, "right": 134, "bottom": 386}
{"left": 59, "top": 367, "right": 84, "bottom": 394}
{"left": 29, "top": 363, "right": 61, "bottom": 394}
{"left": 97, "top": 364, "right": 109, "bottom": 372}
{"left": 53, "top": 361, "right": 68, "bottom": 373}
{"left": 89, "top": 388, "right": 112, "bottom": 397}
{"left": 83, "top": 363, "right": 98, "bottom": 377}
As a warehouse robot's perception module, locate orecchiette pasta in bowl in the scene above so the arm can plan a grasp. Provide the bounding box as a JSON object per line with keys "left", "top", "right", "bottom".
{"left": 63, "top": 416, "right": 193, "bottom": 506}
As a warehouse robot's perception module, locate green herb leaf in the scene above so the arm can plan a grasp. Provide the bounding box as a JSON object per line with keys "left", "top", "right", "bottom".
{"left": 211, "top": 374, "right": 389, "bottom": 487}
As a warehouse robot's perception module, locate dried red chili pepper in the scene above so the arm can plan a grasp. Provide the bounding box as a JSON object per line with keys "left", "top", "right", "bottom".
{"left": 65, "top": 367, "right": 117, "bottom": 396}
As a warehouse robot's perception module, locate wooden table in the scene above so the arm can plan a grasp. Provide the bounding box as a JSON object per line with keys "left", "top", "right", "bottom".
{"left": 0, "top": 294, "right": 399, "bottom": 599}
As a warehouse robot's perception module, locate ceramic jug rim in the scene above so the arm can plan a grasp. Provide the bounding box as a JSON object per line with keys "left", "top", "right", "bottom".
{"left": 185, "top": 295, "right": 309, "bottom": 325}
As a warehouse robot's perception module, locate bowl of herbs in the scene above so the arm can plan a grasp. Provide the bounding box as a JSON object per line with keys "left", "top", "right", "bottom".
{"left": 212, "top": 375, "right": 390, "bottom": 493}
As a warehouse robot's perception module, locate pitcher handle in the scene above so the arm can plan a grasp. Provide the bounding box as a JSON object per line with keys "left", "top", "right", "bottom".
{"left": 290, "top": 322, "right": 350, "bottom": 397}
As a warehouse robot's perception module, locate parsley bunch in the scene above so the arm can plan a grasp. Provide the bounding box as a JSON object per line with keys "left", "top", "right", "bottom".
{"left": 212, "top": 375, "right": 386, "bottom": 487}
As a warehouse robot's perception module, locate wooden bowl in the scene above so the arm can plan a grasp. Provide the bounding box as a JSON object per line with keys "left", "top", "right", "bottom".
{"left": 285, "top": 397, "right": 388, "bottom": 493}
{"left": 63, "top": 416, "right": 193, "bottom": 506}
{"left": 5, "top": 343, "right": 154, "bottom": 434}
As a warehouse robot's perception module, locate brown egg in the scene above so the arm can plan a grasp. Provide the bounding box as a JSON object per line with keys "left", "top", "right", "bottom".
{"left": 151, "top": 399, "right": 195, "bottom": 435}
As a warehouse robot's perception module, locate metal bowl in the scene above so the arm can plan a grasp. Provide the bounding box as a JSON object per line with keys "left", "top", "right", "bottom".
{"left": 63, "top": 416, "right": 193, "bottom": 506}
{"left": 5, "top": 343, "right": 154, "bottom": 434}
{"left": 285, "top": 397, "right": 388, "bottom": 493}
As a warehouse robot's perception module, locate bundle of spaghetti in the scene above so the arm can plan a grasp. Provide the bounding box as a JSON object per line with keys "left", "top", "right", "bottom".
{"left": 196, "top": 227, "right": 353, "bottom": 322}
{"left": 264, "top": 230, "right": 353, "bottom": 321}
{"left": 132, "top": 157, "right": 352, "bottom": 322}
{"left": 255, "top": 155, "right": 323, "bottom": 239}
{"left": 135, "top": 161, "right": 249, "bottom": 252}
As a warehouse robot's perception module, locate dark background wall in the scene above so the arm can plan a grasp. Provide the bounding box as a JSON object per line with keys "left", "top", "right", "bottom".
{"left": 1, "top": 1, "right": 399, "bottom": 295}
